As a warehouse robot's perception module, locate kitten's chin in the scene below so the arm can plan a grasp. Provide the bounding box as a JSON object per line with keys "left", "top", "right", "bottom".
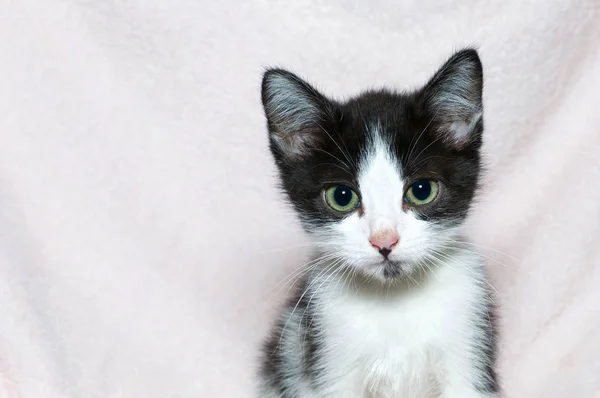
{"left": 357, "top": 259, "right": 416, "bottom": 284}
{"left": 381, "top": 261, "right": 406, "bottom": 280}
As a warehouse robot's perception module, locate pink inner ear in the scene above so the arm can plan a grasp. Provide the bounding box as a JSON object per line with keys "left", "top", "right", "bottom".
{"left": 441, "top": 112, "right": 482, "bottom": 147}
{"left": 449, "top": 120, "right": 472, "bottom": 141}
{"left": 271, "top": 125, "right": 323, "bottom": 158}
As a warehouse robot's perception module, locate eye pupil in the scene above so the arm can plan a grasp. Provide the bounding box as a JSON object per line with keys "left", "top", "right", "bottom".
{"left": 333, "top": 186, "right": 353, "bottom": 207}
{"left": 411, "top": 179, "right": 432, "bottom": 201}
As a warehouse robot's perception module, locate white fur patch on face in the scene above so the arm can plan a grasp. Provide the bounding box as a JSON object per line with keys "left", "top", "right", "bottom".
{"left": 310, "top": 124, "right": 459, "bottom": 280}
{"left": 358, "top": 133, "right": 405, "bottom": 235}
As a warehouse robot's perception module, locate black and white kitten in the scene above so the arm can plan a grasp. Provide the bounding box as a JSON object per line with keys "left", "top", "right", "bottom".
{"left": 258, "top": 49, "right": 499, "bottom": 398}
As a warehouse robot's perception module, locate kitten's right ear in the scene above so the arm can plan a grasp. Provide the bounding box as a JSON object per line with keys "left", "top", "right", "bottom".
{"left": 261, "top": 69, "right": 333, "bottom": 159}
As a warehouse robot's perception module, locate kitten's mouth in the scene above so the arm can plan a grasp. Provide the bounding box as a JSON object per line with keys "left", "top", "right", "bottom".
{"left": 381, "top": 259, "right": 405, "bottom": 279}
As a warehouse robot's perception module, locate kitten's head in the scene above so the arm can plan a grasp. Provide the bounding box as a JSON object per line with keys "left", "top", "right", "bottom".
{"left": 262, "top": 49, "right": 484, "bottom": 282}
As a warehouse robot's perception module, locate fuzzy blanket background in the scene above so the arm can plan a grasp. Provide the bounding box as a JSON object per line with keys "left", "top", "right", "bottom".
{"left": 1, "top": 1, "right": 599, "bottom": 397}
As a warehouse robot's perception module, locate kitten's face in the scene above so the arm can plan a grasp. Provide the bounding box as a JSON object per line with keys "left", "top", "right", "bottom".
{"left": 262, "top": 49, "right": 484, "bottom": 282}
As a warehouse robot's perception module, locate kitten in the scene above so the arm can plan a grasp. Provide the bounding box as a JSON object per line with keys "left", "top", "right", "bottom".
{"left": 258, "top": 49, "right": 499, "bottom": 398}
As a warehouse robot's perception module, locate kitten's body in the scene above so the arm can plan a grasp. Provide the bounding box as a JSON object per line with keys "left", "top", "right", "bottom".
{"left": 263, "top": 248, "right": 493, "bottom": 398}
{"left": 258, "top": 49, "right": 499, "bottom": 398}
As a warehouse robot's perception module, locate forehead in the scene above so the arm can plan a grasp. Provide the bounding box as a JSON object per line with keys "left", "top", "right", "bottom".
{"left": 338, "top": 93, "right": 434, "bottom": 171}
{"left": 303, "top": 96, "right": 422, "bottom": 180}
{"left": 357, "top": 130, "right": 406, "bottom": 213}
{"left": 358, "top": 129, "right": 404, "bottom": 190}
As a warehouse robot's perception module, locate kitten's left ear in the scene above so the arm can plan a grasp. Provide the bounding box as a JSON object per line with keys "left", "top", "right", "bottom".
{"left": 421, "top": 49, "right": 484, "bottom": 148}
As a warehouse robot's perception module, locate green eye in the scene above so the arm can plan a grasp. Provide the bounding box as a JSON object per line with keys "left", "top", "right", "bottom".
{"left": 404, "top": 179, "right": 439, "bottom": 205}
{"left": 324, "top": 185, "right": 360, "bottom": 213}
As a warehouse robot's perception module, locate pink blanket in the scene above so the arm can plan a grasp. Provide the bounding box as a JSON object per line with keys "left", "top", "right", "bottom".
{"left": 1, "top": 0, "right": 599, "bottom": 396}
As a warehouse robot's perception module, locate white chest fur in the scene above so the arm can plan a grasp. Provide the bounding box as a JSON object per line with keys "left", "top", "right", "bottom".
{"left": 312, "top": 252, "right": 487, "bottom": 398}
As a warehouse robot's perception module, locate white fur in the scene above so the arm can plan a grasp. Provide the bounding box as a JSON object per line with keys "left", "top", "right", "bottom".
{"left": 448, "top": 113, "right": 482, "bottom": 144}
{"left": 300, "top": 127, "right": 497, "bottom": 397}
{"left": 309, "top": 250, "right": 493, "bottom": 398}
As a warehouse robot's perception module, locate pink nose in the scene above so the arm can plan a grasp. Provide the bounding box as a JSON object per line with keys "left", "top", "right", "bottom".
{"left": 369, "top": 230, "right": 400, "bottom": 251}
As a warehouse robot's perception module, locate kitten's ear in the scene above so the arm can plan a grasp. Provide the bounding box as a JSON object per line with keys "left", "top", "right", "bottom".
{"left": 421, "top": 49, "right": 484, "bottom": 148}
{"left": 262, "top": 69, "right": 334, "bottom": 159}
